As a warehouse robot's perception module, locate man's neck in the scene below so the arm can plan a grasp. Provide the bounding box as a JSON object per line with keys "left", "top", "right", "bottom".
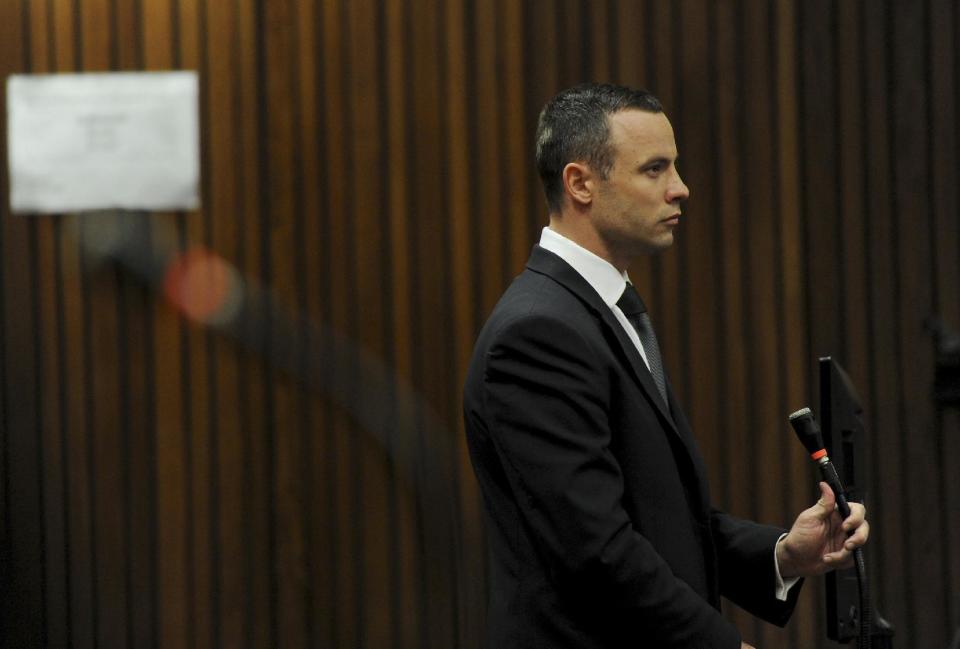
{"left": 547, "top": 216, "right": 627, "bottom": 272}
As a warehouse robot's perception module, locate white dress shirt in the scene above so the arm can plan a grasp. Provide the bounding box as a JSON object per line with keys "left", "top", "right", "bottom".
{"left": 539, "top": 226, "right": 651, "bottom": 370}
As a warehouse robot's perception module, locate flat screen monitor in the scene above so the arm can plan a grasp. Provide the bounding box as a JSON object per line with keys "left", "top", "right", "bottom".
{"left": 819, "top": 356, "right": 866, "bottom": 642}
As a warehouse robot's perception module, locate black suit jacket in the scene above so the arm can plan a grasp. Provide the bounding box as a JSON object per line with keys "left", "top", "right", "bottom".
{"left": 463, "top": 246, "right": 801, "bottom": 648}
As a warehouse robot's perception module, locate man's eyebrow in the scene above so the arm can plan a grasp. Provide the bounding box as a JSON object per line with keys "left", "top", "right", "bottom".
{"left": 639, "top": 156, "right": 674, "bottom": 168}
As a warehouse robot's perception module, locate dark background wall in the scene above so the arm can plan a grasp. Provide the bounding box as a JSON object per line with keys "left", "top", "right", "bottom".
{"left": 0, "top": 1, "right": 957, "bottom": 648}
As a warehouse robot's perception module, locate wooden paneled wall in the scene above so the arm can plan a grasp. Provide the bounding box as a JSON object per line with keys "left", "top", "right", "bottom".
{"left": 0, "top": 1, "right": 957, "bottom": 648}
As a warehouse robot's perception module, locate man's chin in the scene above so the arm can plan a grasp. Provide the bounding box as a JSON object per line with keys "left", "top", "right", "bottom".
{"left": 640, "top": 233, "right": 675, "bottom": 255}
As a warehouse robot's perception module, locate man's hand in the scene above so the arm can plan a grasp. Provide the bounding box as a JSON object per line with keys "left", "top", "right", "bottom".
{"left": 740, "top": 643, "right": 756, "bottom": 649}
{"left": 776, "top": 482, "right": 870, "bottom": 578}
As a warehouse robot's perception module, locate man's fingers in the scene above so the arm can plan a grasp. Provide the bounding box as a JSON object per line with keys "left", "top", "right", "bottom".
{"left": 842, "top": 502, "right": 866, "bottom": 532}
{"left": 823, "top": 550, "right": 855, "bottom": 569}
{"left": 842, "top": 519, "right": 870, "bottom": 550}
{"left": 826, "top": 518, "right": 869, "bottom": 567}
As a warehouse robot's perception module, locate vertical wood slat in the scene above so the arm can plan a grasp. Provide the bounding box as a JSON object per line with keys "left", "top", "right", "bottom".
{"left": 774, "top": 1, "right": 815, "bottom": 646}
{"left": 107, "top": 3, "right": 156, "bottom": 646}
{"left": 445, "top": 1, "right": 487, "bottom": 645}
{"left": 648, "top": 0, "right": 679, "bottom": 376}
{"left": 837, "top": 0, "right": 870, "bottom": 413}
{"left": 891, "top": 3, "right": 942, "bottom": 647}
{"left": 234, "top": 2, "right": 273, "bottom": 647}
{"left": 78, "top": 3, "right": 130, "bottom": 648}
{"left": 743, "top": 3, "right": 785, "bottom": 647}
{"left": 795, "top": 5, "right": 836, "bottom": 638}
{"left": 0, "top": 3, "right": 958, "bottom": 649}
{"left": 711, "top": 0, "right": 754, "bottom": 637}
{"left": 140, "top": 2, "right": 190, "bottom": 647}
{"left": 346, "top": 0, "right": 392, "bottom": 647}
{"left": 383, "top": 2, "right": 421, "bottom": 646}
{"left": 201, "top": 2, "right": 241, "bottom": 646}
{"left": 612, "top": 0, "right": 644, "bottom": 88}
{"left": 0, "top": 48, "right": 8, "bottom": 633}
{"left": 120, "top": 275, "right": 157, "bottom": 649}
{"left": 835, "top": 5, "right": 873, "bottom": 646}
{"left": 260, "top": 1, "right": 304, "bottom": 647}
{"left": 174, "top": 3, "right": 215, "bottom": 648}
{"left": 929, "top": 0, "right": 960, "bottom": 633}
{"left": 48, "top": 5, "right": 98, "bottom": 649}
{"left": 472, "top": 0, "right": 506, "bottom": 313}
{"left": 26, "top": 7, "right": 71, "bottom": 647}
{"left": 0, "top": 4, "right": 42, "bottom": 648}
{"left": 502, "top": 0, "right": 531, "bottom": 275}
{"left": 409, "top": 1, "right": 458, "bottom": 645}
{"left": 861, "top": 0, "right": 903, "bottom": 631}
{"left": 318, "top": 1, "right": 356, "bottom": 647}
{"left": 19, "top": 0, "right": 70, "bottom": 638}
{"left": 676, "top": 0, "right": 719, "bottom": 493}
{"left": 588, "top": 0, "right": 609, "bottom": 81}
{"left": 293, "top": 3, "right": 324, "bottom": 647}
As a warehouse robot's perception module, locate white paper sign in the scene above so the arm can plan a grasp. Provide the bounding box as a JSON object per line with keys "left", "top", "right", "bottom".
{"left": 7, "top": 71, "right": 200, "bottom": 214}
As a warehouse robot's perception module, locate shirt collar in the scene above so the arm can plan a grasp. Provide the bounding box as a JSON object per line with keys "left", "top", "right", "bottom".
{"left": 538, "top": 226, "right": 629, "bottom": 307}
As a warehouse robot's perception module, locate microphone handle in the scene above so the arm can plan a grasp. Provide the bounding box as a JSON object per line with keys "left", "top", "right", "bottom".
{"left": 818, "top": 459, "right": 852, "bottom": 519}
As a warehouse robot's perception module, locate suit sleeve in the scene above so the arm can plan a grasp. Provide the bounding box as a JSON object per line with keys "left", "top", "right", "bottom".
{"left": 481, "top": 312, "right": 741, "bottom": 648}
{"left": 710, "top": 510, "right": 803, "bottom": 626}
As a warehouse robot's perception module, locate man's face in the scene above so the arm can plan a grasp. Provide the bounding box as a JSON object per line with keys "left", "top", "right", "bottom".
{"left": 590, "top": 110, "right": 689, "bottom": 263}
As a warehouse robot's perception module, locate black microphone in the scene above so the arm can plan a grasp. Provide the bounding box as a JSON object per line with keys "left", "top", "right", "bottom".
{"left": 789, "top": 406, "right": 874, "bottom": 649}
{"left": 788, "top": 407, "right": 852, "bottom": 518}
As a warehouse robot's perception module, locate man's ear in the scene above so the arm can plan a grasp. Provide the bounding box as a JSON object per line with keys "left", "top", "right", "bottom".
{"left": 562, "top": 162, "right": 595, "bottom": 207}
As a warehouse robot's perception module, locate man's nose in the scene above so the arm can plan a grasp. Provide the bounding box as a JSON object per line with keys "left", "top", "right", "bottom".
{"left": 667, "top": 172, "right": 690, "bottom": 203}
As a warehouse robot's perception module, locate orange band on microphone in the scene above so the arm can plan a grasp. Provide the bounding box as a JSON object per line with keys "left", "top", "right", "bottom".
{"left": 811, "top": 449, "right": 827, "bottom": 460}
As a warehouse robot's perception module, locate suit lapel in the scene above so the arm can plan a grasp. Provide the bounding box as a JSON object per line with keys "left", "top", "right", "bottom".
{"left": 527, "top": 245, "right": 712, "bottom": 517}
{"left": 597, "top": 307, "right": 678, "bottom": 427}
{"left": 526, "top": 245, "right": 678, "bottom": 435}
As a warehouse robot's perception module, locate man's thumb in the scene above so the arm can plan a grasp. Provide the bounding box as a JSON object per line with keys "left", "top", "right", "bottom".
{"left": 813, "top": 481, "right": 836, "bottom": 517}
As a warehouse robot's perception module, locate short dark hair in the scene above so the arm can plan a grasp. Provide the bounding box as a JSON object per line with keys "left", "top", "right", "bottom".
{"left": 535, "top": 83, "right": 663, "bottom": 213}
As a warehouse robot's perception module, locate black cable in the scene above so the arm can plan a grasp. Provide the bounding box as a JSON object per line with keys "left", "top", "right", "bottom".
{"left": 855, "top": 546, "right": 870, "bottom": 649}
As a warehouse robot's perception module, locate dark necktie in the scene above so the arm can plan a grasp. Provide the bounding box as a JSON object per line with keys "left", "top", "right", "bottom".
{"left": 617, "top": 284, "right": 669, "bottom": 406}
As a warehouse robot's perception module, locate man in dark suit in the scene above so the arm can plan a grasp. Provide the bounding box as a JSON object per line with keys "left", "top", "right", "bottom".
{"left": 462, "top": 83, "right": 869, "bottom": 648}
